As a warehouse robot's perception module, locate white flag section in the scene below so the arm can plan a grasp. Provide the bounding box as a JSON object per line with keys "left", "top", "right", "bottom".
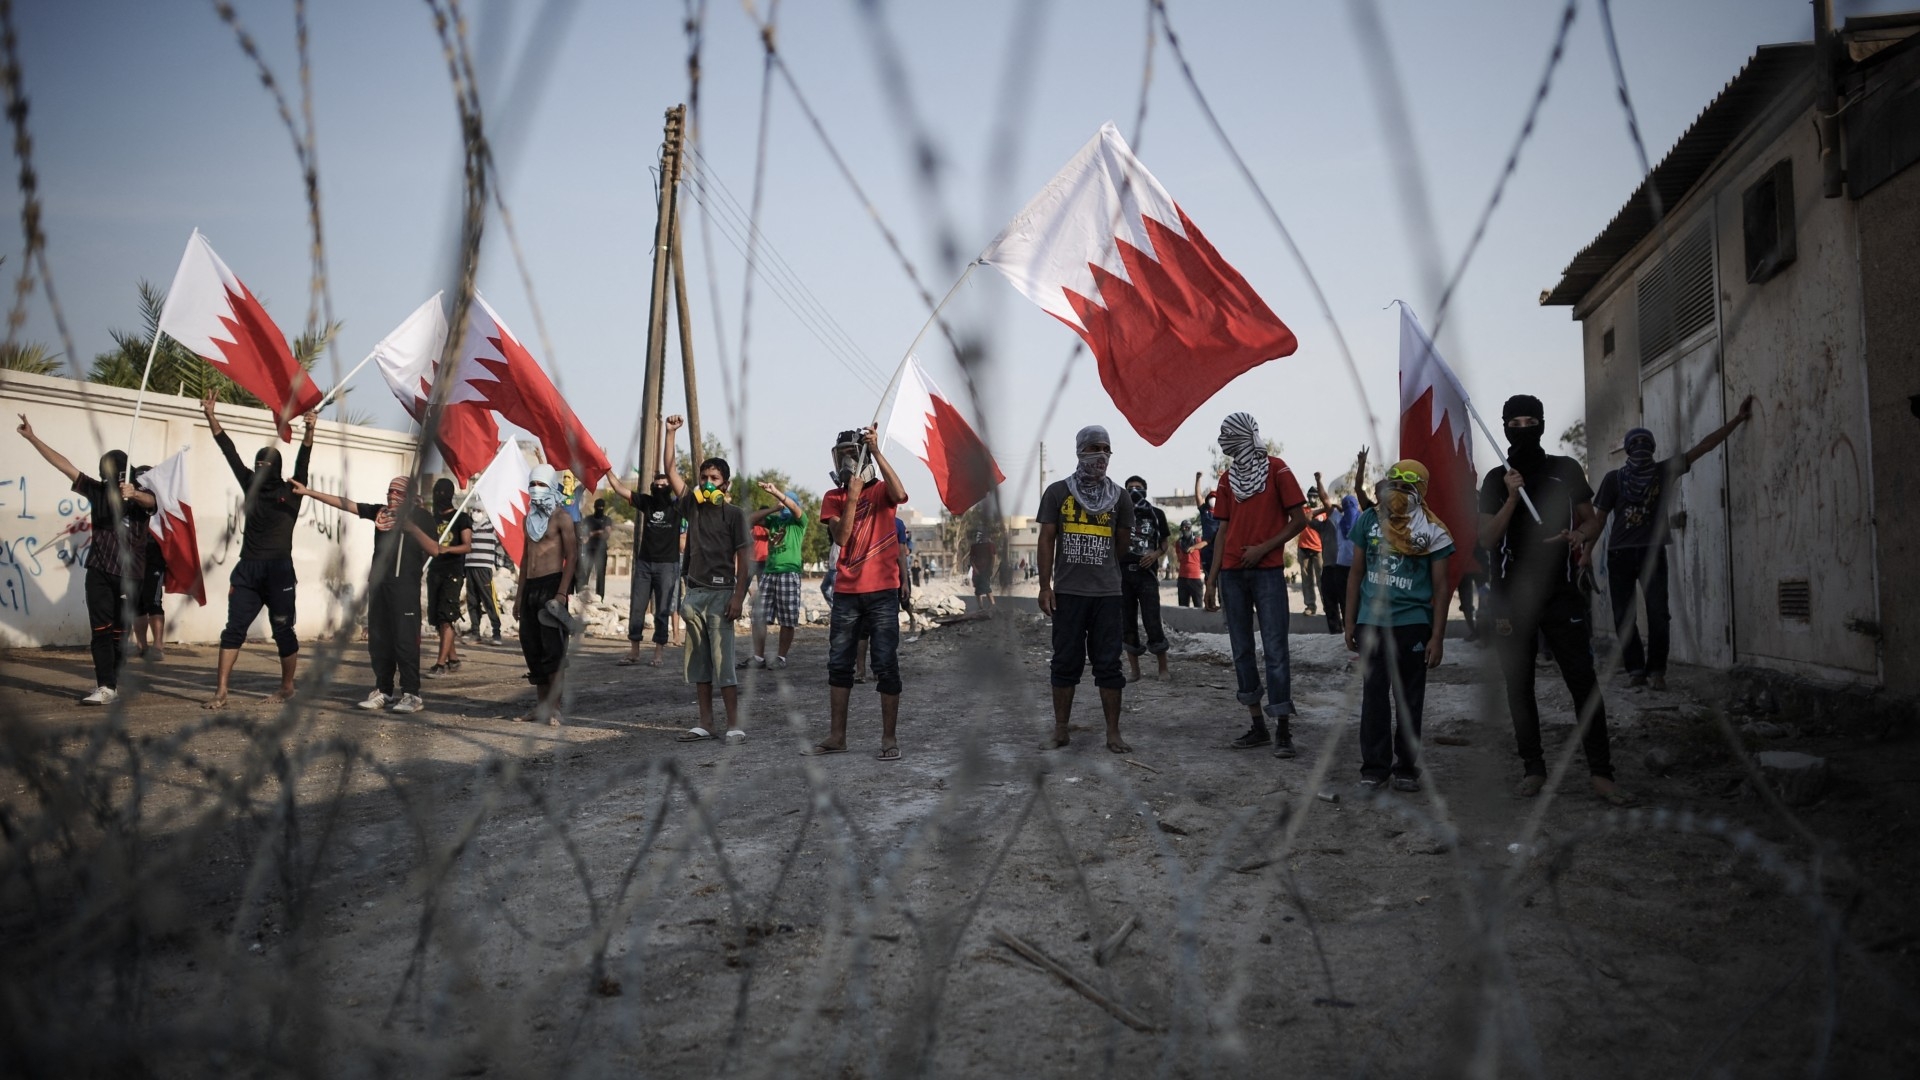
{"left": 155, "top": 229, "right": 320, "bottom": 440}
{"left": 135, "top": 448, "right": 206, "bottom": 605}
{"left": 371, "top": 292, "right": 449, "bottom": 421}
{"left": 884, "top": 357, "right": 1003, "bottom": 515}
{"left": 471, "top": 441, "right": 534, "bottom": 568}
{"left": 979, "top": 122, "right": 1183, "bottom": 333}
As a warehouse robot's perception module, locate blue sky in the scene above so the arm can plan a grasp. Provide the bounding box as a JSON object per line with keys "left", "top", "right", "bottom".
{"left": 2, "top": 0, "right": 1897, "bottom": 508}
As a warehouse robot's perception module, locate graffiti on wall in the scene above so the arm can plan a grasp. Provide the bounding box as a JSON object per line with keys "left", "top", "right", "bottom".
{"left": 0, "top": 475, "right": 92, "bottom": 617}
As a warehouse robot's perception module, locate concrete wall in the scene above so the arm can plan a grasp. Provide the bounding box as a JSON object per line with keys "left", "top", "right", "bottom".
{"left": 1855, "top": 159, "right": 1920, "bottom": 697}
{"left": 1577, "top": 95, "right": 1883, "bottom": 688}
{"left": 1, "top": 371, "right": 420, "bottom": 648}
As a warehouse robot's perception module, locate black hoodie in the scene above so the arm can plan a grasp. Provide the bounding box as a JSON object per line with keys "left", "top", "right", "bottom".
{"left": 216, "top": 432, "right": 311, "bottom": 560}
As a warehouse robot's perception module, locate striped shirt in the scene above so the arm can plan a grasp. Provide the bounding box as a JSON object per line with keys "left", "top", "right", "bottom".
{"left": 467, "top": 515, "right": 501, "bottom": 570}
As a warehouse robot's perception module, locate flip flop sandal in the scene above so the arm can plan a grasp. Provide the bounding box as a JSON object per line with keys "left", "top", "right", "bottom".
{"left": 874, "top": 746, "right": 901, "bottom": 762}
{"left": 724, "top": 729, "right": 747, "bottom": 743}
{"left": 802, "top": 743, "right": 847, "bottom": 756}
{"left": 677, "top": 727, "right": 716, "bottom": 742}
{"left": 617, "top": 657, "right": 641, "bottom": 666}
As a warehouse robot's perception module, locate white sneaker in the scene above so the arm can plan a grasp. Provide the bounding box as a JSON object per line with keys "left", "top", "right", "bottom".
{"left": 358, "top": 689, "right": 390, "bottom": 710}
{"left": 770, "top": 655, "right": 788, "bottom": 669}
{"left": 389, "top": 693, "right": 424, "bottom": 714}
{"left": 80, "top": 686, "right": 118, "bottom": 706}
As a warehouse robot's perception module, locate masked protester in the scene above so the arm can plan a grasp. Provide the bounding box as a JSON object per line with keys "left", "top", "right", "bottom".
{"left": 1174, "top": 521, "right": 1207, "bottom": 608}
{"left": 1592, "top": 395, "right": 1754, "bottom": 691}
{"left": 1477, "top": 394, "right": 1627, "bottom": 805}
{"left": 607, "top": 463, "right": 684, "bottom": 666}
{"left": 805, "top": 424, "right": 910, "bottom": 760}
{"left": 1036, "top": 425, "right": 1136, "bottom": 754}
{"left": 15, "top": 417, "right": 155, "bottom": 704}
{"left": 1120, "top": 475, "right": 1171, "bottom": 682}
{"left": 424, "top": 477, "right": 473, "bottom": 679}
{"left": 581, "top": 498, "right": 614, "bottom": 600}
{"left": 463, "top": 504, "right": 504, "bottom": 646}
{"left": 649, "top": 415, "right": 752, "bottom": 741}
{"left": 741, "top": 482, "right": 808, "bottom": 669}
{"left": 1344, "top": 460, "right": 1455, "bottom": 794}
{"left": 128, "top": 464, "right": 169, "bottom": 661}
{"left": 968, "top": 529, "right": 998, "bottom": 613}
{"left": 200, "top": 393, "right": 315, "bottom": 709}
{"left": 1203, "top": 412, "right": 1311, "bottom": 756}
{"left": 292, "top": 475, "right": 441, "bottom": 713}
{"left": 515, "top": 462, "right": 578, "bottom": 725}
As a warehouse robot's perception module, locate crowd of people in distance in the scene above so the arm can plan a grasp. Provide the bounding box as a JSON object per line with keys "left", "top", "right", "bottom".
{"left": 15, "top": 384, "right": 1753, "bottom": 801}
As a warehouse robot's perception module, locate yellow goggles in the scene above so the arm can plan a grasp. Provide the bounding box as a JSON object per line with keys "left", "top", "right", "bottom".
{"left": 1385, "top": 466, "right": 1425, "bottom": 484}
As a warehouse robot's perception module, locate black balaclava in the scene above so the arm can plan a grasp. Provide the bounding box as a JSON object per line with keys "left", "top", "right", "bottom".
{"left": 433, "top": 477, "right": 456, "bottom": 515}
{"left": 649, "top": 473, "right": 669, "bottom": 496}
{"left": 594, "top": 499, "right": 607, "bottom": 515}
{"left": 253, "top": 445, "right": 284, "bottom": 488}
{"left": 99, "top": 450, "right": 129, "bottom": 485}
{"left": 1502, "top": 394, "right": 1547, "bottom": 463}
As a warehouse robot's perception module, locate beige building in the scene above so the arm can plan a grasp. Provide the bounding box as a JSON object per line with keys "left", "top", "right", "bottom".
{"left": 1542, "top": 11, "right": 1919, "bottom": 696}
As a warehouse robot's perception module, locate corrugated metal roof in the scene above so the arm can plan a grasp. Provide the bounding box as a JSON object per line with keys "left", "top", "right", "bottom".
{"left": 1540, "top": 42, "right": 1814, "bottom": 308}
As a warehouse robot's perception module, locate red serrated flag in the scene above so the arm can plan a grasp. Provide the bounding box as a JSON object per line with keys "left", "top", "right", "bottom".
{"left": 135, "top": 448, "right": 206, "bottom": 605}
{"left": 980, "top": 122, "right": 1297, "bottom": 445}
{"left": 1398, "top": 305, "right": 1478, "bottom": 588}
{"left": 449, "top": 293, "right": 610, "bottom": 492}
{"left": 884, "top": 356, "right": 1003, "bottom": 515}
{"left": 157, "top": 230, "right": 321, "bottom": 441}
{"left": 470, "top": 440, "right": 533, "bottom": 567}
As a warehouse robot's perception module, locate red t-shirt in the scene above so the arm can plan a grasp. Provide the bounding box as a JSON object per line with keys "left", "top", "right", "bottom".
{"left": 821, "top": 484, "right": 903, "bottom": 594}
{"left": 1179, "top": 539, "right": 1204, "bottom": 579}
{"left": 752, "top": 524, "right": 770, "bottom": 563}
{"left": 1298, "top": 509, "right": 1324, "bottom": 553}
{"left": 1211, "top": 459, "right": 1307, "bottom": 571}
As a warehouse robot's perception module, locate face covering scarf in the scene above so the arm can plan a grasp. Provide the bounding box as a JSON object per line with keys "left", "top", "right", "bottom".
{"left": 1071, "top": 425, "right": 1121, "bottom": 514}
{"left": 1379, "top": 483, "right": 1453, "bottom": 556}
{"left": 526, "top": 485, "right": 559, "bottom": 542}
{"left": 1618, "top": 427, "right": 1659, "bottom": 508}
{"left": 375, "top": 478, "right": 409, "bottom": 532}
{"left": 1219, "top": 412, "right": 1269, "bottom": 502}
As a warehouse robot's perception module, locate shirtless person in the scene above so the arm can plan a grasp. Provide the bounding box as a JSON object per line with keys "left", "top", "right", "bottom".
{"left": 516, "top": 463, "right": 577, "bottom": 725}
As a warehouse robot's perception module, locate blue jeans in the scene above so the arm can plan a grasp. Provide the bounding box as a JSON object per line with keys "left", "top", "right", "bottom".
{"left": 828, "top": 590, "right": 901, "bottom": 696}
{"left": 1219, "top": 566, "right": 1295, "bottom": 717}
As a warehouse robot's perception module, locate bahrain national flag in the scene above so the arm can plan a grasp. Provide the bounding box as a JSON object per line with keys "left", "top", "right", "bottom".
{"left": 369, "top": 293, "right": 500, "bottom": 482}
{"left": 451, "top": 293, "right": 610, "bottom": 492}
{"left": 980, "top": 122, "right": 1296, "bottom": 445}
{"left": 157, "top": 230, "right": 321, "bottom": 441}
{"left": 470, "top": 440, "right": 533, "bottom": 567}
{"left": 1398, "top": 305, "right": 1478, "bottom": 587}
{"left": 884, "top": 356, "right": 1003, "bottom": 515}
{"left": 135, "top": 448, "right": 206, "bottom": 605}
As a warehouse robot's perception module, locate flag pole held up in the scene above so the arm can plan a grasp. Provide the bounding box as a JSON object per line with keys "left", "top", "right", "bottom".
{"left": 871, "top": 261, "right": 979, "bottom": 431}
{"left": 128, "top": 230, "right": 194, "bottom": 453}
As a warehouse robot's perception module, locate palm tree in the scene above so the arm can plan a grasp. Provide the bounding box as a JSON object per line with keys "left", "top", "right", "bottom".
{"left": 0, "top": 341, "right": 63, "bottom": 375}
{"left": 89, "top": 280, "right": 374, "bottom": 425}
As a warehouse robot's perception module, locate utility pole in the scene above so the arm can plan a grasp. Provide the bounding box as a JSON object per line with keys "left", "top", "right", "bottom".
{"left": 671, "top": 182, "right": 702, "bottom": 464}
{"left": 638, "top": 105, "right": 685, "bottom": 483}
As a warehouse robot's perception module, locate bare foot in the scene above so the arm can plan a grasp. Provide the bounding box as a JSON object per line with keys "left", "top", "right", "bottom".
{"left": 548, "top": 714, "right": 563, "bottom": 728}
{"left": 510, "top": 712, "right": 536, "bottom": 724}
{"left": 1040, "top": 727, "right": 1070, "bottom": 750}
{"left": 202, "top": 695, "right": 227, "bottom": 710}
{"left": 875, "top": 743, "right": 900, "bottom": 761}
{"left": 1591, "top": 776, "right": 1634, "bottom": 806}
{"left": 1107, "top": 737, "right": 1132, "bottom": 754}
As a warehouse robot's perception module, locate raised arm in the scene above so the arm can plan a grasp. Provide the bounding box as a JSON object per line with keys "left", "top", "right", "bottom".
{"left": 604, "top": 471, "right": 634, "bottom": 502}
{"left": 15, "top": 415, "right": 82, "bottom": 482}
{"left": 205, "top": 393, "right": 251, "bottom": 488}
{"left": 1685, "top": 394, "right": 1755, "bottom": 468}
{"left": 1352, "top": 447, "right": 1375, "bottom": 511}
{"left": 865, "top": 426, "right": 908, "bottom": 505}
{"left": 663, "top": 414, "right": 687, "bottom": 497}
{"left": 291, "top": 414, "right": 314, "bottom": 484}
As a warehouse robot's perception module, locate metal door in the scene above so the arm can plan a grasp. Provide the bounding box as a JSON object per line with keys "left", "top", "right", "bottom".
{"left": 1637, "top": 336, "right": 1734, "bottom": 669}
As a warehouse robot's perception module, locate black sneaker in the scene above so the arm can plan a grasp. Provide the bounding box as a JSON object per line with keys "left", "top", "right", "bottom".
{"left": 426, "top": 663, "right": 447, "bottom": 679}
{"left": 1229, "top": 728, "right": 1271, "bottom": 750}
{"left": 446, "top": 659, "right": 462, "bottom": 674}
{"left": 1390, "top": 776, "right": 1420, "bottom": 793}
{"left": 1271, "top": 734, "right": 1297, "bottom": 759}
{"left": 490, "top": 633, "right": 503, "bottom": 646}
{"left": 1358, "top": 777, "right": 1387, "bottom": 796}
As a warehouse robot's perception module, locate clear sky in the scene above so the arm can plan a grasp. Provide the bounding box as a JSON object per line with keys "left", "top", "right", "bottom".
{"left": 2, "top": 0, "right": 1901, "bottom": 510}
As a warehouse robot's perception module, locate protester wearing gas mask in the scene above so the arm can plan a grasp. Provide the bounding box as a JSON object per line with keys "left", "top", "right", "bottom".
{"left": 1037, "top": 425, "right": 1136, "bottom": 754}
{"left": 1477, "top": 393, "right": 1626, "bottom": 805}
{"left": 202, "top": 391, "right": 314, "bottom": 710}
{"left": 1592, "top": 395, "right": 1753, "bottom": 691}
{"left": 656, "top": 415, "right": 752, "bottom": 743}
{"left": 1120, "top": 474, "right": 1171, "bottom": 682}
{"left": 805, "top": 425, "right": 909, "bottom": 760}
{"left": 291, "top": 474, "right": 441, "bottom": 714}
{"left": 516, "top": 462, "right": 579, "bottom": 725}
{"left": 15, "top": 415, "right": 155, "bottom": 705}
{"left": 606, "top": 463, "right": 685, "bottom": 667}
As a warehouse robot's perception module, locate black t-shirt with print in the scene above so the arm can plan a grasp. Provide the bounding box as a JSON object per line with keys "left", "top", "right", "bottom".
{"left": 1595, "top": 455, "right": 1688, "bottom": 550}
{"left": 1477, "top": 453, "right": 1593, "bottom": 607}
{"left": 628, "top": 489, "right": 682, "bottom": 563}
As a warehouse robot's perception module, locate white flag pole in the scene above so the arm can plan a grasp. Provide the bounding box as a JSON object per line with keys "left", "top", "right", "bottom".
{"left": 128, "top": 231, "right": 197, "bottom": 454}
{"left": 869, "top": 260, "right": 978, "bottom": 434}
{"left": 312, "top": 349, "right": 379, "bottom": 416}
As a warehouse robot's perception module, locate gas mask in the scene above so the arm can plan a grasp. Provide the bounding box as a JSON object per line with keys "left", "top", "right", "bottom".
{"left": 693, "top": 481, "right": 726, "bottom": 506}
{"left": 830, "top": 429, "right": 871, "bottom": 489}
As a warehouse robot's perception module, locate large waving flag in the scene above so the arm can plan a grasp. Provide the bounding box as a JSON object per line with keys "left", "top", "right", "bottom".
{"left": 470, "top": 440, "right": 533, "bottom": 567}
{"left": 135, "top": 448, "right": 206, "bottom": 605}
{"left": 980, "top": 122, "right": 1297, "bottom": 445}
{"left": 885, "top": 356, "right": 1003, "bottom": 515}
{"left": 451, "top": 293, "right": 610, "bottom": 492}
{"left": 1399, "top": 306, "right": 1478, "bottom": 587}
{"left": 370, "top": 293, "right": 499, "bottom": 481}
{"left": 157, "top": 230, "right": 321, "bottom": 441}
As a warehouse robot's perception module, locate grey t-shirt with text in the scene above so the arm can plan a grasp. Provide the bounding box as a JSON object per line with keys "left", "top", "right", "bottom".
{"left": 1037, "top": 479, "right": 1134, "bottom": 597}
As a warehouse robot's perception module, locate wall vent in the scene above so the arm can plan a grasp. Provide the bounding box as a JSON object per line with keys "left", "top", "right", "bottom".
{"left": 1636, "top": 220, "right": 1715, "bottom": 365}
{"left": 1777, "top": 578, "right": 1811, "bottom": 622}
{"left": 1743, "top": 158, "right": 1797, "bottom": 284}
{"left": 1602, "top": 327, "right": 1615, "bottom": 357}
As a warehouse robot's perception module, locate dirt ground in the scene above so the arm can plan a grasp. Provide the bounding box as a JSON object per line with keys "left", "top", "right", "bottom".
{"left": 1, "top": 595, "right": 1916, "bottom": 1078}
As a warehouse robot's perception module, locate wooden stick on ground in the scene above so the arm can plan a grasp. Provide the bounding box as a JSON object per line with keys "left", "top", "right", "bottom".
{"left": 992, "top": 928, "right": 1161, "bottom": 1033}
{"left": 1123, "top": 758, "right": 1159, "bottom": 774}
{"left": 1094, "top": 914, "right": 1140, "bottom": 968}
